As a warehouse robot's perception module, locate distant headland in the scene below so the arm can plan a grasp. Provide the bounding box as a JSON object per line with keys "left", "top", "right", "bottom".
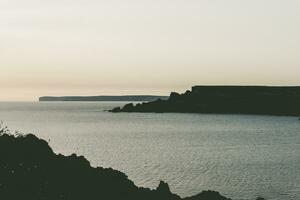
{"left": 110, "top": 86, "right": 300, "bottom": 116}
{"left": 39, "top": 95, "right": 168, "bottom": 102}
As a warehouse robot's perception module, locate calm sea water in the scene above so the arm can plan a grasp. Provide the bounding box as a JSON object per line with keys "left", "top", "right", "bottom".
{"left": 0, "top": 102, "right": 299, "bottom": 200}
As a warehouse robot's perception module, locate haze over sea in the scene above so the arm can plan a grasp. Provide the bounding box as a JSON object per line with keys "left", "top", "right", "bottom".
{"left": 0, "top": 101, "right": 299, "bottom": 200}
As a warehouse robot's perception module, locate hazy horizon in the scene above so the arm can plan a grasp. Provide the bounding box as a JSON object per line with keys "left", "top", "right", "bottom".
{"left": 1, "top": 0, "right": 300, "bottom": 101}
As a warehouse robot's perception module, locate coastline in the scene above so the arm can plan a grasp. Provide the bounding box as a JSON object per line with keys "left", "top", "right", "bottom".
{"left": 110, "top": 86, "right": 300, "bottom": 116}
{"left": 0, "top": 127, "right": 266, "bottom": 200}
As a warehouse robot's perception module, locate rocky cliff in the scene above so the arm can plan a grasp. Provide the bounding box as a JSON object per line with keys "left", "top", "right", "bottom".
{"left": 0, "top": 127, "right": 232, "bottom": 200}
{"left": 110, "top": 86, "right": 300, "bottom": 116}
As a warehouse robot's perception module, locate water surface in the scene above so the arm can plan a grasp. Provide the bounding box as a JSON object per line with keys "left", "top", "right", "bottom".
{"left": 0, "top": 102, "right": 299, "bottom": 200}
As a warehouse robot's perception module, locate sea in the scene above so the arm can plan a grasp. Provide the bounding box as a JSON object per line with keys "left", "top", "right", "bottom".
{"left": 0, "top": 101, "right": 299, "bottom": 200}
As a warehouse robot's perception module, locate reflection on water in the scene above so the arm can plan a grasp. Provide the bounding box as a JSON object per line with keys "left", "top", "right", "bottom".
{"left": 0, "top": 102, "right": 299, "bottom": 200}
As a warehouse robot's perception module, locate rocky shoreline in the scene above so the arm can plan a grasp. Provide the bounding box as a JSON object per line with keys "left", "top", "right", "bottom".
{"left": 0, "top": 125, "right": 266, "bottom": 200}
{"left": 110, "top": 86, "right": 300, "bottom": 116}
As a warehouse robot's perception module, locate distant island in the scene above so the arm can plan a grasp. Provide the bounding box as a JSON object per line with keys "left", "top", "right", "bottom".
{"left": 39, "top": 95, "right": 168, "bottom": 102}
{"left": 110, "top": 86, "right": 300, "bottom": 116}
{"left": 0, "top": 126, "right": 238, "bottom": 200}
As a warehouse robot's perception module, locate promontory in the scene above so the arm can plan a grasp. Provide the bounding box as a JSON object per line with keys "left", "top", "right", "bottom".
{"left": 110, "top": 86, "right": 300, "bottom": 116}
{"left": 39, "top": 95, "right": 168, "bottom": 102}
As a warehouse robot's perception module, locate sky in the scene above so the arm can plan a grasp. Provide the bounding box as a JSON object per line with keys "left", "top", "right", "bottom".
{"left": 1, "top": 0, "right": 300, "bottom": 101}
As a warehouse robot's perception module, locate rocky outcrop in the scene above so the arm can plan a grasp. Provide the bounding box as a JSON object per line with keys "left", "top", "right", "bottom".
{"left": 0, "top": 129, "right": 232, "bottom": 200}
{"left": 110, "top": 86, "right": 300, "bottom": 116}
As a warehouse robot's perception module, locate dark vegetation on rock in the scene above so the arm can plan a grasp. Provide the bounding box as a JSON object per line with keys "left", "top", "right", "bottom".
{"left": 110, "top": 86, "right": 300, "bottom": 116}
{"left": 0, "top": 125, "right": 235, "bottom": 200}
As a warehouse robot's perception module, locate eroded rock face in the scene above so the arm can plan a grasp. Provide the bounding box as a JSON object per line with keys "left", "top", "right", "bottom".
{"left": 0, "top": 132, "right": 233, "bottom": 200}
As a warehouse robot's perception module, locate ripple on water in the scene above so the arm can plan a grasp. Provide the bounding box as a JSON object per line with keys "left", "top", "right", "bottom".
{"left": 0, "top": 102, "right": 299, "bottom": 200}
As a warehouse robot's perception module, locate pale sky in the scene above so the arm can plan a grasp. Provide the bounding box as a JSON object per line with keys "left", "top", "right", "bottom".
{"left": 1, "top": 0, "right": 300, "bottom": 101}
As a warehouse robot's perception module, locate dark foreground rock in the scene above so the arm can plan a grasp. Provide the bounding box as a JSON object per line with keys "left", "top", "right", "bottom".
{"left": 0, "top": 129, "right": 232, "bottom": 200}
{"left": 110, "top": 86, "right": 300, "bottom": 116}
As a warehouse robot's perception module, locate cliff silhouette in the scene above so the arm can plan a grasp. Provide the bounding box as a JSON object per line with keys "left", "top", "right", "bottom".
{"left": 0, "top": 126, "right": 233, "bottom": 200}
{"left": 110, "top": 86, "right": 300, "bottom": 116}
